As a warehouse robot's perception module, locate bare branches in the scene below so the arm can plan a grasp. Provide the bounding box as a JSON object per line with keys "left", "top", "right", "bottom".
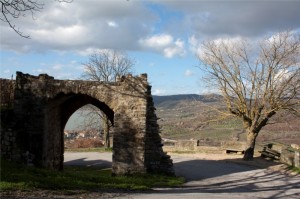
{"left": 1, "top": 0, "right": 43, "bottom": 38}
{"left": 198, "top": 30, "right": 300, "bottom": 132}
{"left": 82, "top": 50, "right": 135, "bottom": 82}
{"left": 55, "top": 0, "right": 73, "bottom": 2}
{"left": 0, "top": 0, "right": 72, "bottom": 38}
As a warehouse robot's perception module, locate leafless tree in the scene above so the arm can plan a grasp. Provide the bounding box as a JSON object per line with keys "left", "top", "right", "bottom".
{"left": 82, "top": 49, "right": 135, "bottom": 82}
{"left": 82, "top": 49, "right": 135, "bottom": 148}
{"left": 0, "top": 0, "right": 72, "bottom": 38}
{"left": 198, "top": 30, "right": 300, "bottom": 160}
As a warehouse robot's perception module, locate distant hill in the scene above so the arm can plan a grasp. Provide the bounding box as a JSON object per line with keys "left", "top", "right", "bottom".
{"left": 153, "top": 94, "right": 223, "bottom": 109}
{"left": 152, "top": 94, "right": 300, "bottom": 145}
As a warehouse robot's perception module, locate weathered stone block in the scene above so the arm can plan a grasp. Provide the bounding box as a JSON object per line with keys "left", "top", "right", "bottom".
{"left": 175, "top": 140, "right": 198, "bottom": 151}
{"left": 295, "top": 151, "right": 300, "bottom": 168}
{"left": 280, "top": 148, "right": 294, "bottom": 166}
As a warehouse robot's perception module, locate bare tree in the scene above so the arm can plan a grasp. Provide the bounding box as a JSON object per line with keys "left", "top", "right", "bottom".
{"left": 0, "top": 0, "right": 72, "bottom": 38}
{"left": 82, "top": 49, "right": 135, "bottom": 148}
{"left": 198, "top": 30, "right": 300, "bottom": 160}
{"left": 82, "top": 49, "right": 134, "bottom": 82}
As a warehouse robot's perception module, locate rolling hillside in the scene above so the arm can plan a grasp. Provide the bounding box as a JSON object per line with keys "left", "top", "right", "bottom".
{"left": 65, "top": 94, "right": 300, "bottom": 145}
{"left": 153, "top": 94, "right": 300, "bottom": 145}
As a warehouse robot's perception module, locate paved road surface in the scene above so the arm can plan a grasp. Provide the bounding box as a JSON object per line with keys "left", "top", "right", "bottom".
{"left": 64, "top": 152, "right": 300, "bottom": 199}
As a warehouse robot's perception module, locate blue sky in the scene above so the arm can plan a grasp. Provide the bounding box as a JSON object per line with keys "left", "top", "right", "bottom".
{"left": 1, "top": 0, "right": 300, "bottom": 95}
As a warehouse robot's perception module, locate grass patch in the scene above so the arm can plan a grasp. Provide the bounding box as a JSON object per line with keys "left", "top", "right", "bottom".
{"left": 288, "top": 165, "right": 300, "bottom": 174}
{"left": 0, "top": 159, "right": 184, "bottom": 192}
{"left": 65, "top": 147, "right": 113, "bottom": 153}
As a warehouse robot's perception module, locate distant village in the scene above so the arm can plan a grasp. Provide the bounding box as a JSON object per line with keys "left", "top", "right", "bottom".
{"left": 64, "top": 128, "right": 100, "bottom": 139}
{"left": 64, "top": 128, "right": 107, "bottom": 148}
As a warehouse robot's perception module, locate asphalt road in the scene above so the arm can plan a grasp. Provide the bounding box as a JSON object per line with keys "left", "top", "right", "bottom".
{"left": 64, "top": 152, "right": 300, "bottom": 199}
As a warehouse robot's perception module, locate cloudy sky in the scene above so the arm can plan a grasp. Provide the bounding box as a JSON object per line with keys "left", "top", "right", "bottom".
{"left": 1, "top": 0, "right": 300, "bottom": 95}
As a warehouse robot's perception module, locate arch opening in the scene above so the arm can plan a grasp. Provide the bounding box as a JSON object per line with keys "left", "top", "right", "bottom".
{"left": 64, "top": 104, "right": 104, "bottom": 149}
{"left": 43, "top": 93, "right": 114, "bottom": 170}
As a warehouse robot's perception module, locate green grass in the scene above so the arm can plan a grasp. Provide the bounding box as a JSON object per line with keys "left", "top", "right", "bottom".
{"left": 0, "top": 159, "right": 184, "bottom": 192}
{"left": 288, "top": 165, "right": 300, "bottom": 174}
{"left": 65, "top": 147, "right": 113, "bottom": 153}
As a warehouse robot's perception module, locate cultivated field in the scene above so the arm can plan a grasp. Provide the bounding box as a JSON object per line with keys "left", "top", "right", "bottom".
{"left": 154, "top": 94, "right": 300, "bottom": 146}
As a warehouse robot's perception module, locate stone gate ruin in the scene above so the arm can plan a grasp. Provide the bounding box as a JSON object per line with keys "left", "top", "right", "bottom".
{"left": 0, "top": 72, "right": 174, "bottom": 175}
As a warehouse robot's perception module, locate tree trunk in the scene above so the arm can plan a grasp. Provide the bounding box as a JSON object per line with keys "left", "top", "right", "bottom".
{"left": 102, "top": 116, "right": 110, "bottom": 148}
{"left": 243, "top": 130, "right": 258, "bottom": 160}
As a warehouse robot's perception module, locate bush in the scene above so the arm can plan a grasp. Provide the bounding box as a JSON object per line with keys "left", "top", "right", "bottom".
{"left": 65, "top": 138, "right": 104, "bottom": 149}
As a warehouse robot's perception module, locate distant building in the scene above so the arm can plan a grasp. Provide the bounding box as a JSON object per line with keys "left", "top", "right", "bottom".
{"left": 64, "top": 131, "right": 78, "bottom": 139}
{"left": 78, "top": 132, "right": 85, "bottom": 138}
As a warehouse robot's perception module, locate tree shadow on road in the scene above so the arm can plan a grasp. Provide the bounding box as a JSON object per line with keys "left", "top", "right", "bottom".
{"left": 64, "top": 158, "right": 112, "bottom": 169}
{"left": 154, "top": 157, "right": 300, "bottom": 198}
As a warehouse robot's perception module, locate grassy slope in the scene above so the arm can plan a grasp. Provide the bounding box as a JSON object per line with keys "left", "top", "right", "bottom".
{"left": 154, "top": 94, "right": 300, "bottom": 145}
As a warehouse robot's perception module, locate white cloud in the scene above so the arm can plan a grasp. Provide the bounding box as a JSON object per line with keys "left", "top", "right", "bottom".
{"left": 70, "top": 60, "right": 77, "bottom": 64}
{"left": 142, "top": 34, "right": 173, "bottom": 48}
{"left": 1, "top": 0, "right": 299, "bottom": 57}
{"left": 0, "top": 0, "right": 154, "bottom": 53}
{"left": 31, "top": 25, "right": 89, "bottom": 46}
{"left": 139, "top": 34, "right": 185, "bottom": 58}
{"left": 189, "top": 35, "right": 247, "bottom": 59}
{"left": 33, "top": 68, "right": 50, "bottom": 74}
{"left": 28, "top": 59, "right": 82, "bottom": 80}
{"left": 158, "top": 1, "right": 300, "bottom": 38}
{"left": 199, "top": 88, "right": 220, "bottom": 95}
{"left": 52, "top": 64, "right": 62, "bottom": 70}
{"left": 184, "top": 69, "right": 194, "bottom": 77}
{"left": 55, "top": 72, "right": 76, "bottom": 80}
{"left": 3, "top": 69, "right": 11, "bottom": 74}
{"left": 274, "top": 69, "right": 291, "bottom": 83}
{"left": 107, "top": 21, "right": 118, "bottom": 28}
{"left": 188, "top": 35, "right": 201, "bottom": 54}
{"left": 152, "top": 89, "right": 166, "bottom": 95}
{"left": 148, "top": 62, "right": 155, "bottom": 67}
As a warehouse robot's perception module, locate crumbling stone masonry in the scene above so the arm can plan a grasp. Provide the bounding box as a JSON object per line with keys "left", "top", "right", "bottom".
{"left": 0, "top": 72, "right": 174, "bottom": 175}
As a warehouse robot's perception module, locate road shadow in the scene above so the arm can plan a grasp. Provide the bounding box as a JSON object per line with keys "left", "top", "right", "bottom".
{"left": 152, "top": 157, "right": 300, "bottom": 198}
{"left": 174, "top": 156, "right": 281, "bottom": 181}
{"left": 64, "top": 158, "right": 112, "bottom": 169}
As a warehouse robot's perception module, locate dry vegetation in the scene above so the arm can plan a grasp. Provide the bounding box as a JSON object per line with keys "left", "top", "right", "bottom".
{"left": 154, "top": 95, "right": 300, "bottom": 146}
{"left": 65, "top": 138, "right": 104, "bottom": 149}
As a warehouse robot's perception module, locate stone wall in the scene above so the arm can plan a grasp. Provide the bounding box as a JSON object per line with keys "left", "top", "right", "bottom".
{"left": 174, "top": 140, "right": 198, "bottom": 151}
{"left": 0, "top": 72, "right": 173, "bottom": 175}
{"left": 144, "top": 93, "right": 174, "bottom": 174}
{"left": 0, "top": 78, "right": 15, "bottom": 108}
{"left": 220, "top": 141, "right": 247, "bottom": 152}
{"left": 280, "top": 147, "right": 300, "bottom": 169}
{"left": 0, "top": 109, "right": 21, "bottom": 162}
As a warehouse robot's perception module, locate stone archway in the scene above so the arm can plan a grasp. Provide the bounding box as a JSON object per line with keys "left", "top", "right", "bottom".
{"left": 43, "top": 93, "right": 114, "bottom": 170}
{"left": 8, "top": 72, "right": 174, "bottom": 175}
